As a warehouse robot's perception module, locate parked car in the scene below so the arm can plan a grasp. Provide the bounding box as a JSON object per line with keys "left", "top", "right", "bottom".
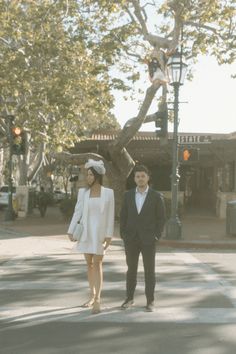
{"left": 0, "top": 185, "right": 16, "bottom": 207}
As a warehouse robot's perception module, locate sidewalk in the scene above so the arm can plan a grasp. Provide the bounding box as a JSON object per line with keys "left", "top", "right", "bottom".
{"left": 163, "top": 213, "right": 236, "bottom": 249}
{"left": 1, "top": 206, "right": 236, "bottom": 249}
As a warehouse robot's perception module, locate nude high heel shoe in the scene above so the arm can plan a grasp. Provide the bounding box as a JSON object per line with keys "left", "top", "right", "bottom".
{"left": 81, "top": 297, "right": 95, "bottom": 308}
{"left": 91, "top": 299, "right": 101, "bottom": 314}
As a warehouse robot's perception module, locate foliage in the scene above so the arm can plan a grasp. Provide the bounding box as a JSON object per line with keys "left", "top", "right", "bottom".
{"left": 73, "top": 1, "right": 236, "bottom": 89}
{"left": 0, "top": 0, "right": 119, "bottom": 152}
{"left": 1, "top": 0, "right": 235, "bottom": 189}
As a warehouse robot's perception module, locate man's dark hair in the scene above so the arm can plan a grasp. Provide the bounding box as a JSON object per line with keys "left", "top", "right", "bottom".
{"left": 133, "top": 164, "right": 150, "bottom": 176}
{"left": 89, "top": 167, "right": 103, "bottom": 185}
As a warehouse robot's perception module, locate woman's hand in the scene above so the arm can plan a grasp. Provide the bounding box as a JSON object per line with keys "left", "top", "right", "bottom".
{"left": 103, "top": 237, "right": 112, "bottom": 250}
{"left": 68, "top": 233, "right": 76, "bottom": 242}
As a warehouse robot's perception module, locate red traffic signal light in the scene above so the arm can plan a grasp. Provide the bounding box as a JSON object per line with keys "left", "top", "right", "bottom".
{"left": 11, "top": 127, "right": 26, "bottom": 155}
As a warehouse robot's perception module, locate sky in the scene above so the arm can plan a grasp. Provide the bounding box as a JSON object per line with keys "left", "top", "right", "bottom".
{"left": 113, "top": 55, "right": 236, "bottom": 134}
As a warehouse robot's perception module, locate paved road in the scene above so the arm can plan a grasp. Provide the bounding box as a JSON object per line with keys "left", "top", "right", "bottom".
{"left": 1, "top": 231, "right": 236, "bottom": 354}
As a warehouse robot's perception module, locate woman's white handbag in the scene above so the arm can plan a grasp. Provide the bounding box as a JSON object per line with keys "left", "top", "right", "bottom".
{"left": 72, "top": 221, "right": 83, "bottom": 241}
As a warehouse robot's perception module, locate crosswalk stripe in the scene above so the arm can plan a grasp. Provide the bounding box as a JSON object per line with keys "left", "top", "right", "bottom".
{"left": 0, "top": 280, "right": 233, "bottom": 291}
{"left": 1, "top": 307, "right": 236, "bottom": 328}
{"left": 1, "top": 251, "right": 235, "bottom": 327}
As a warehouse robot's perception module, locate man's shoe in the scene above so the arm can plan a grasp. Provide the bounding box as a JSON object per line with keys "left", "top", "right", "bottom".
{"left": 145, "top": 302, "right": 155, "bottom": 312}
{"left": 120, "top": 299, "right": 134, "bottom": 310}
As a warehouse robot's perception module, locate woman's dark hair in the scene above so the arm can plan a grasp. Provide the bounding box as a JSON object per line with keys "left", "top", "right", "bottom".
{"left": 88, "top": 167, "right": 103, "bottom": 185}
{"left": 133, "top": 164, "right": 150, "bottom": 176}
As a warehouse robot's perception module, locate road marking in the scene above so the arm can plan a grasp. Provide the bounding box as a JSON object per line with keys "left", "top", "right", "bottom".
{"left": 176, "top": 252, "right": 236, "bottom": 308}
{"left": 1, "top": 251, "right": 236, "bottom": 328}
{"left": 0, "top": 279, "right": 232, "bottom": 291}
{"left": 1, "top": 306, "right": 236, "bottom": 330}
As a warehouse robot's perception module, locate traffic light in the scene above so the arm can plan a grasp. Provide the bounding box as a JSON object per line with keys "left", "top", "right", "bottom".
{"left": 11, "top": 127, "right": 26, "bottom": 155}
{"left": 69, "top": 175, "right": 78, "bottom": 182}
{"left": 155, "top": 109, "right": 168, "bottom": 137}
{"left": 180, "top": 148, "right": 199, "bottom": 162}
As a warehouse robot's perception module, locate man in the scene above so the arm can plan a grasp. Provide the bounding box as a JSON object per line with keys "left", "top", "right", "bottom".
{"left": 38, "top": 186, "right": 49, "bottom": 218}
{"left": 120, "top": 165, "right": 166, "bottom": 312}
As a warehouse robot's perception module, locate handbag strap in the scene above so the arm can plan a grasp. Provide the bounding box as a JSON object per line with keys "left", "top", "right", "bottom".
{"left": 78, "top": 188, "right": 86, "bottom": 223}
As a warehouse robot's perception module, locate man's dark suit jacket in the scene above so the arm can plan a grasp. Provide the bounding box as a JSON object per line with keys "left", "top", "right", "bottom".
{"left": 120, "top": 188, "right": 166, "bottom": 245}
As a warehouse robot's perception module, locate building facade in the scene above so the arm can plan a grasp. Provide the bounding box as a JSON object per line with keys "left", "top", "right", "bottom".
{"left": 73, "top": 131, "right": 236, "bottom": 219}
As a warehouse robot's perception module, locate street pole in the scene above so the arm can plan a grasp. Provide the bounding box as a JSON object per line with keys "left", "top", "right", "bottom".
{"left": 165, "top": 83, "right": 182, "bottom": 239}
{"left": 5, "top": 115, "right": 15, "bottom": 221}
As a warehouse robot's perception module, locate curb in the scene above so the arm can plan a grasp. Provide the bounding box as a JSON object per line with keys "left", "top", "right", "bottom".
{"left": 112, "top": 238, "right": 236, "bottom": 250}
{"left": 159, "top": 239, "right": 236, "bottom": 250}
{"left": 0, "top": 226, "right": 30, "bottom": 237}
{"left": 1, "top": 224, "right": 236, "bottom": 250}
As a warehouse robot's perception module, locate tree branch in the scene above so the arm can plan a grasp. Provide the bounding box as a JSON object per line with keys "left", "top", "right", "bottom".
{"left": 111, "top": 82, "right": 160, "bottom": 153}
{"left": 169, "top": 13, "right": 182, "bottom": 50}
{"left": 144, "top": 33, "right": 171, "bottom": 48}
{"left": 123, "top": 47, "right": 143, "bottom": 60}
{"left": 124, "top": 5, "right": 138, "bottom": 25}
{"left": 184, "top": 20, "right": 219, "bottom": 34}
{"left": 129, "top": 0, "right": 171, "bottom": 48}
{"left": 51, "top": 151, "right": 112, "bottom": 174}
{"left": 27, "top": 143, "right": 46, "bottom": 182}
{"left": 130, "top": 0, "right": 149, "bottom": 36}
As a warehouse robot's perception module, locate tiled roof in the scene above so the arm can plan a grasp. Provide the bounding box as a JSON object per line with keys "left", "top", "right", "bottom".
{"left": 88, "top": 132, "right": 159, "bottom": 141}
{"left": 86, "top": 131, "right": 231, "bottom": 141}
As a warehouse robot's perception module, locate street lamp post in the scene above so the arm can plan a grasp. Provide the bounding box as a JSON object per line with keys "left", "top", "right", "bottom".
{"left": 165, "top": 51, "right": 188, "bottom": 239}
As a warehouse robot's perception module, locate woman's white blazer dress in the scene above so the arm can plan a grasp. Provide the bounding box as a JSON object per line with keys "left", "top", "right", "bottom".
{"left": 67, "top": 186, "right": 115, "bottom": 255}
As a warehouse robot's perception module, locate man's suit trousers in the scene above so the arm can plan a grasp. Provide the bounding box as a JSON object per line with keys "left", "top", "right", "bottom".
{"left": 124, "top": 237, "right": 156, "bottom": 303}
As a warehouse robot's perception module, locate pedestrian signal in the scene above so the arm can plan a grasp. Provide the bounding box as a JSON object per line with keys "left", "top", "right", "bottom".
{"left": 183, "top": 149, "right": 191, "bottom": 161}
{"left": 11, "top": 127, "right": 26, "bottom": 155}
{"left": 180, "top": 148, "right": 199, "bottom": 162}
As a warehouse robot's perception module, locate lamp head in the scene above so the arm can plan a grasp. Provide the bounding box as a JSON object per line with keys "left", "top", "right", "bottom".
{"left": 167, "top": 50, "right": 188, "bottom": 86}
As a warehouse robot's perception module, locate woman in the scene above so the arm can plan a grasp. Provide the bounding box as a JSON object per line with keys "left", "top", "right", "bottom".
{"left": 67, "top": 159, "right": 114, "bottom": 314}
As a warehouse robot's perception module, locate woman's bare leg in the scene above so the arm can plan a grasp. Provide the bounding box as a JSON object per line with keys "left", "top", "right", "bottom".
{"left": 93, "top": 255, "right": 103, "bottom": 300}
{"left": 91, "top": 254, "right": 103, "bottom": 314}
{"left": 83, "top": 254, "right": 95, "bottom": 307}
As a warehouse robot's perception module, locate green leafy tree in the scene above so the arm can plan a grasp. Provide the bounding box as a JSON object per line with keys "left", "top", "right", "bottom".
{"left": 54, "top": 0, "right": 235, "bottom": 213}
{"left": 1, "top": 1, "right": 235, "bottom": 208}
{"left": 0, "top": 0, "right": 119, "bottom": 184}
